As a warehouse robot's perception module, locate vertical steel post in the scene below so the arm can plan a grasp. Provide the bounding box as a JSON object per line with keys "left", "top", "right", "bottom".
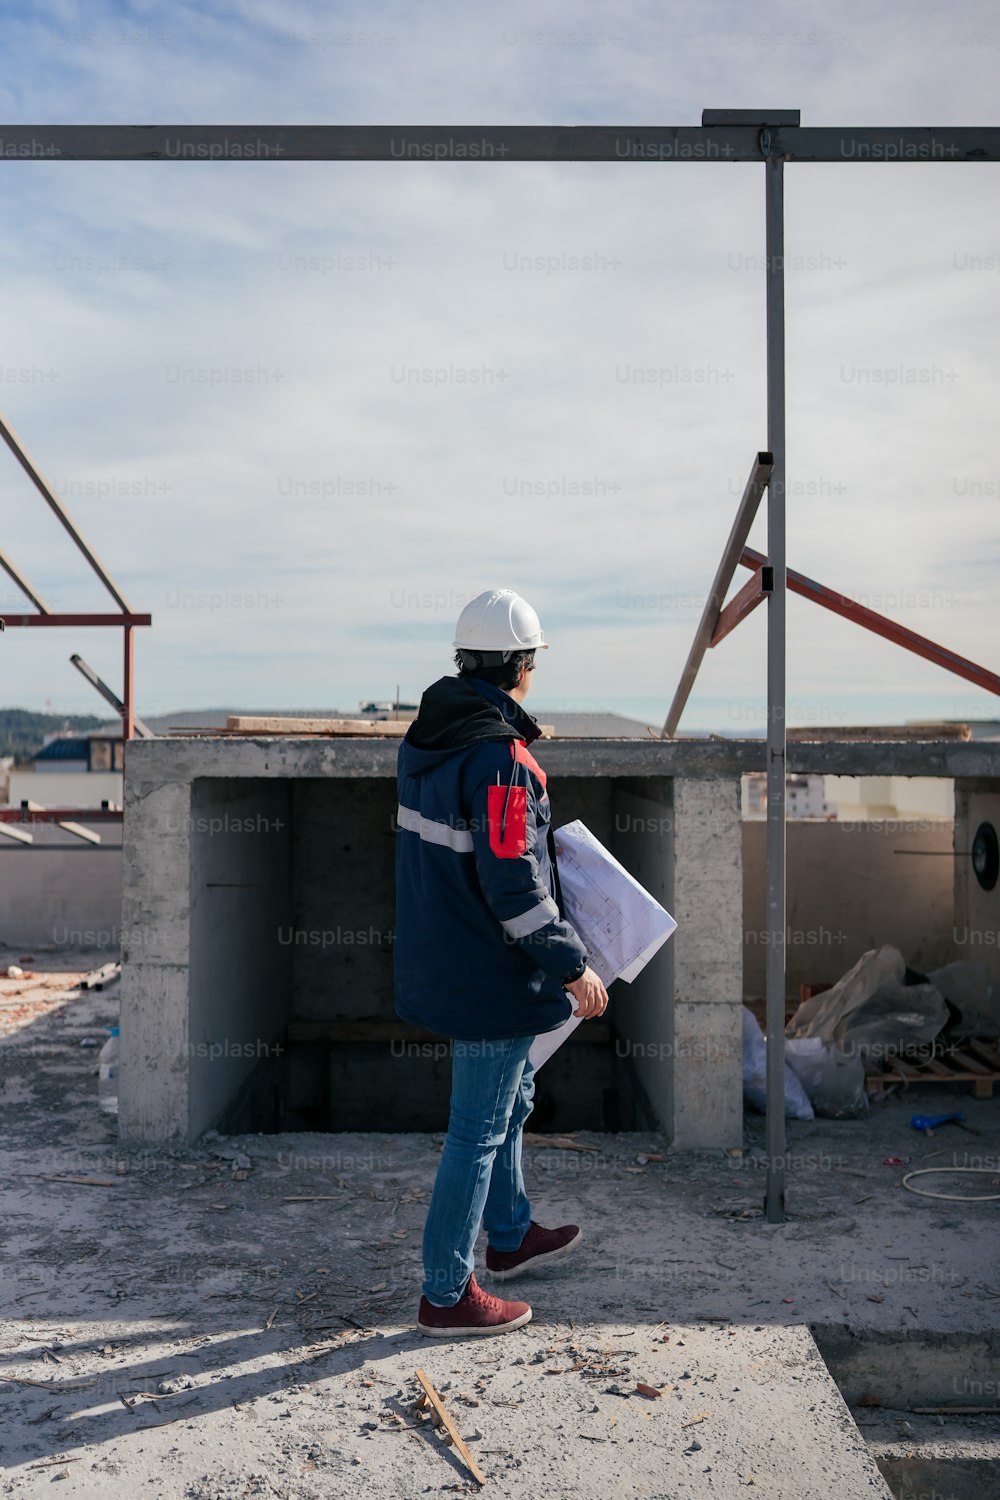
{"left": 764, "top": 147, "right": 787, "bottom": 1224}
{"left": 123, "top": 623, "right": 135, "bottom": 742}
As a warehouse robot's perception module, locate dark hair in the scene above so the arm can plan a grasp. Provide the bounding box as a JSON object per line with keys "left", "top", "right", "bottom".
{"left": 454, "top": 648, "right": 536, "bottom": 692}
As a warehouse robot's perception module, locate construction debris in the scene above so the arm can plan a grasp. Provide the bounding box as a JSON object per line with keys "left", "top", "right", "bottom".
{"left": 522, "top": 1133, "right": 599, "bottom": 1153}
{"left": 413, "top": 1368, "right": 488, "bottom": 1487}
{"left": 80, "top": 961, "right": 121, "bottom": 991}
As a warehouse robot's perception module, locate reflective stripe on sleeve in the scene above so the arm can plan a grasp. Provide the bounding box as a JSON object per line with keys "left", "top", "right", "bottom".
{"left": 500, "top": 896, "right": 560, "bottom": 939}
{"left": 396, "top": 803, "right": 474, "bottom": 853}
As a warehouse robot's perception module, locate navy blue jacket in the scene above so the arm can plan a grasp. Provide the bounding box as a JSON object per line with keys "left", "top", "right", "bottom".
{"left": 393, "top": 675, "right": 588, "bottom": 1040}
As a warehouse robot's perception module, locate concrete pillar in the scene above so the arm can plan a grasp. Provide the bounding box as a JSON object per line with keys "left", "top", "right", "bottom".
{"left": 119, "top": 777, "right": 192, "bottom": 1146}
{"left": 671, "top": 775, "right": 743, "bottom": 1149}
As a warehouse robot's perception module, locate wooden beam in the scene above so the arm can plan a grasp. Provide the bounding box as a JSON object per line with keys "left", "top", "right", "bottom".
{"left": 786, "top": 723, "right": 971, "bottom": 742}
{"left": 227, "top": 716, "right": 410, "bottom": 735}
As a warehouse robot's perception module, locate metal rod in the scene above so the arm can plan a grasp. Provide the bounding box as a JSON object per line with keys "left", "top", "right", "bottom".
{"left": 0, "top": 124, "right": 995, "bottom": 163}
{"left": 0, "top": 410, "right": 134, "bottom": 612}
{"left": 764, "top": 154, "right": 787, "bottom": 1225}
{"left": 661, "top": 452, "right": 772, "bottom": 737}
{"left": 738, "top": 547, "right": 1000, "bottom": 699}
{"left": 0, "top": 548, "right": 51, "bottom": 612}
{"left": 70, "top": 653, "right": 154, "bottom": 736}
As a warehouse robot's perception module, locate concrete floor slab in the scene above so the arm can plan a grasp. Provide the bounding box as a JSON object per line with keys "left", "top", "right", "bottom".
{"left": 2, "top": 954, "right": 998, "bottom": 1497}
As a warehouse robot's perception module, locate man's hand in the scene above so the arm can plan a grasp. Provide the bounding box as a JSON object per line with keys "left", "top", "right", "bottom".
{"left": 564, "top": 966, "right": 609, "bottom": 1020}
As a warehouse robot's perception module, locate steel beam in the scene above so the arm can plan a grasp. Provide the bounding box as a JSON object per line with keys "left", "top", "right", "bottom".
{"left": 661, "top": 452, "right": 772, "bottom": 738}
{"left": 70, "top": 653, "right": 154, "bottom": 737}
{"left": 0, "top": 613, "right": 151, "bottom": 626}
{"left": 0, "top": 548, "right": 51, "bottom": 613}
{"left": 0, "top": 411, "right": 134, "bottom": 612}
{"left": 123, "top": 623, "right": 135, "bottom": 741}
{"left": 709, "top": 567, "right": 769, "bottom": 646}
{"left": 0, "top": 808, "right": 122, "bottom": 822}
{"left": 740, "top": 547, "right": 1000, "bottom": 698}
{"left": 0, "top": 124, "right": 995, "bottom": 163}
{"left": 764, "top": 155, "right": 787, "bottom": 1225}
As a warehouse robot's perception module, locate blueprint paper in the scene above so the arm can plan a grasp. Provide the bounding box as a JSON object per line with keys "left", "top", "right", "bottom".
{"left": 528, "top": 820, "right": 677, "bottom": 1070}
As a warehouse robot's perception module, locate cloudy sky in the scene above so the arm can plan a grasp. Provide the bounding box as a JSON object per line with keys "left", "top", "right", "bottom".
{"left": 1, "top": 0, "right": 998, "bottom": 730}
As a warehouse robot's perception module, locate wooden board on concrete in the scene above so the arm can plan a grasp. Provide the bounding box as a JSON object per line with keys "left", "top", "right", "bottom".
{"left": 227, "top": 715, "right": 411, "bottom": 736}
{"left": 786, "top": 723, "right": 971, "bottom": 742}
{"left": 221, "top": 715, "right": 556, "bottom": 738}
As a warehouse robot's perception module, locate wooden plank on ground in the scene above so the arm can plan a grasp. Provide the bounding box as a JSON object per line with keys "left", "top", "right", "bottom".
{"left": 414, "top": 1368, "right": 487, "bottom": 1487}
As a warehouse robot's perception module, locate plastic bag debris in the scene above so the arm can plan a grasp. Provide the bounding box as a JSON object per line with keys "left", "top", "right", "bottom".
{"left": 809, "top": 1043, "right": 869, "bottom": 1119}
{"left": 784, "top": 1036, "right": 828, "bottom": 1098}
{"left": 742, "top": 1008, "right": 813, "bottom": 1120}
{"left": 786, "top": 945, "right": 947, "bottom": 1060}
{"left": 928, "top": 961, "right": 1000, "bottom": 1039}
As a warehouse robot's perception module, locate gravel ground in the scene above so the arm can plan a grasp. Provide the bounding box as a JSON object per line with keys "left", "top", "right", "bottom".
{"left": 1, "top": 951, "right": 998, "bottom": 1497}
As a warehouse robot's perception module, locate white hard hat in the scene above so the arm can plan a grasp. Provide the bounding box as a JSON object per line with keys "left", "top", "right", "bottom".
{"left": 453, "top": 588, "right": 549, "bottom": 654}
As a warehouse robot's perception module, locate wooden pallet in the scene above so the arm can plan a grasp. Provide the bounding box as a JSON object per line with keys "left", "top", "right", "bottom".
{"left": 864, "top": 1038, "right": 1000, "bottom": 1099}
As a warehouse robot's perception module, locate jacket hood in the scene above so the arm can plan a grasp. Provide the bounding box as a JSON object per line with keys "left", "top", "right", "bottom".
{"left": 402, "top": 675, "right": 541, "bottom": 772}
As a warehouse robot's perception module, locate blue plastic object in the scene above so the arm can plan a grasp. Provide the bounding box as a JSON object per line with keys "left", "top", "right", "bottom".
{"left": 910, "top": 1112, "right": 964, "bottom": 1134}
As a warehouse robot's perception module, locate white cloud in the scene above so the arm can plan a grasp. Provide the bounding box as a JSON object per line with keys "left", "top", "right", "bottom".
{"left": 0, "top": 0, "right": 997, "bottom": 726}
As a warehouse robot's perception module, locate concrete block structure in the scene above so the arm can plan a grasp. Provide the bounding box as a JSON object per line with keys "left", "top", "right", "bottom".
{"left": 118, "top": 734, "right": 1000, "bottom": 1153}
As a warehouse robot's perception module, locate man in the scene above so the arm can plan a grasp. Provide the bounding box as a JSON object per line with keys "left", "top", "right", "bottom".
{"left": 394, "top": 587, "right": 609, "bottom": 1336}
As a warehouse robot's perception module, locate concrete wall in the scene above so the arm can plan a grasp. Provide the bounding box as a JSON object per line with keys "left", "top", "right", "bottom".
{"left": 8, "top": 770, "right": 123, "bottom": 807}
{"left": 188, "top": 778, "right": 294, "bottom": 1142}
{"left": 742, "top": 816, "right": 957, "bottom": 997}
{"left": 0, "top": 838, "right": 122, "bottom": 950}
{"left": 118, "top": 735, "right": 1000, "bottom": 1151}
{"left": 291, "top": 779, "right": 397, "bottom": 1023}
{"left": 954, "top": 779, "right": 1000, "bottom": 990}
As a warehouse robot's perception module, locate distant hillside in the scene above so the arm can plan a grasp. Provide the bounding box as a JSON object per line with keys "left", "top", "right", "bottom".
{"left": 0, "top": 708, "right": 107, "bottom": 764}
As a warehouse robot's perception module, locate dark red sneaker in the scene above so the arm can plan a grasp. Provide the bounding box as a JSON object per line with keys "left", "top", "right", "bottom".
{"left": 417, "top": 1273, "right": 532, "bottom": 1337}
{"left": 485, "top": 1220, "right": 583, "bottom": 1282}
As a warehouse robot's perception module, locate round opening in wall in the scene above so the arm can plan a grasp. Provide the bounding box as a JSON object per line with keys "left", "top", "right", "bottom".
{"left": 971, "top": 821, "right": 999, "bottom": 892}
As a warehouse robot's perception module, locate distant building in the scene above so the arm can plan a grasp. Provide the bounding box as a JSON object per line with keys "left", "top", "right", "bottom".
{"left": 7, "top": 729, "right": 123, "bottom": 809}
{"left": 743, "top": 772, "right": 836, "bottom": 820}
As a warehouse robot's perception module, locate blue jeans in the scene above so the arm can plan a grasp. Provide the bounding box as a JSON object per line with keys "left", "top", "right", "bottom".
{"left": 422, "top": 1036, "right": 536, "bottom": 1306}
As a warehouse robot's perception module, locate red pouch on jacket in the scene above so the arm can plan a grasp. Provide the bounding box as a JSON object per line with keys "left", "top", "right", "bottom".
{"left": 487, "top": 784, "right": 527, "bottom": 857}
